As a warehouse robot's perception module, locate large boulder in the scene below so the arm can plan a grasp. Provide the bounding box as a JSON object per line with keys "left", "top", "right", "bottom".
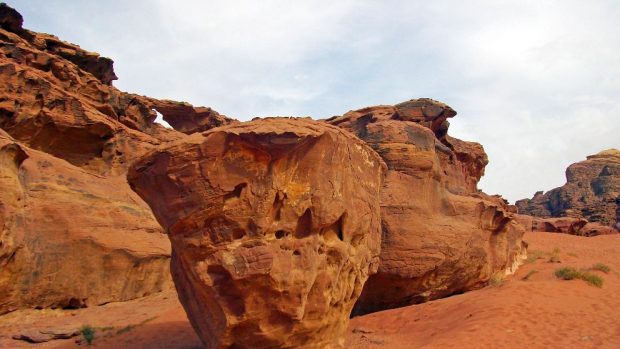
{"left": 327, "top": 100, "right": 525, "bottom": 314}
{"left": 516, "top": 149, "right": 620, "bottom": 230}
{"left": 128, "top": 118, "right": 386, "bottom": 348}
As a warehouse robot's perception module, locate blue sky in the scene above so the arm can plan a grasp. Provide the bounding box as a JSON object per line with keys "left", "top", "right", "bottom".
{"left": 13, "top": 0, "right": 620, "bottom": 203}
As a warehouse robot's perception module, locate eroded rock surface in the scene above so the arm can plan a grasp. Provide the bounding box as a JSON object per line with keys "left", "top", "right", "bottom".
{"left": 516, "top": 149, "right": 620, "bottom": 231}
{"left": 0, "top": 132, "right": 172, "bottom": 314}
{"left": 128, "top": 118, "right": 386, "bottom": 349}
{"left": 144, "top": 98, "right": 237, "bottom": 134}
{"left": 328, "top": 100, "right": 525, "bottom": 314}
{"left": 0, "top": 4, "right": 232, "bottom": 314}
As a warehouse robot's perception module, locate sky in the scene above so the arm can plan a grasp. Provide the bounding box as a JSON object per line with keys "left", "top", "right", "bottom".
{"left": 13, "top": 0, "right": 620, "bottom": 203}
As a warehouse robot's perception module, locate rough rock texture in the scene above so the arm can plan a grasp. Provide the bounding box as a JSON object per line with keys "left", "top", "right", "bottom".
{"left": 327, "top": 100, "right": 525, "bottom": 314}
{"left": 0, "top": 131, "right": 171, "bottom": 314}
{"left": 128, "top": 118, "right": 386, "bottom": 349}
{"left": 0, "top": 4, "right": 231, "bottom": 314}
{"left": 394, "top": 98, "right": 456, "bottom": 141}
{"left": 514, "top": 214, "right": 617, "bottom": 237}
{"left": 0, "top": 5, "right": 181, "bottom": 176}
{"left": 516, "top": 149, "right": 620, "bottom": 231}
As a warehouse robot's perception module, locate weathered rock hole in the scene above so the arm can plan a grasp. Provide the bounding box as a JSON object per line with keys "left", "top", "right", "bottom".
{"left": 207, "top": 264, "right": 228, "bottom": 283}
{"left": 321, "top": 212, "right": 346, "bottom": 242}
{"left": 232, "top": 228, "right": 245, "bottom": 240}
{"left": 293, "top": 250, "right": 301, "bottom": 256}
{"left": 224, "top": 183, "right": 247, "bottom": 201}
{"left": 543, "top": 222, "right": 556, "bottom": 232}
{"left": 272, "top": 191, "right": 285, "bottom": 221}
{"left": 294, "top": 208, "right": 313, "bottom": 238}
{"left": 491, "top": 210, "right": 510, "bottom": 234}
{"left": 63, "top": 297, "right": 86, "bottom": 309}
{"left": 275, "top": 230, "right": 289, "bottom": 239}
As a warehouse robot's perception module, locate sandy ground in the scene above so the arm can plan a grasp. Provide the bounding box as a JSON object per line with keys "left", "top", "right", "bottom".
{"left": 1, "top": 232, "right": 619, "bottom": 349}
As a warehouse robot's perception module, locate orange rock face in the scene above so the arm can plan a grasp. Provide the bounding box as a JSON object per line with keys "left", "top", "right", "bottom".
{"left": 128, "top": 118, "right": 386, "bottom": 349}
{"left": 0, "top": 4, "right": 230, "bottom": 314}
{"left": 0, "top": 8, "right": 184, "bottom": 176}
{"left": 0, "top": 131, "right": 171, "bottom": 314}
{"left": 516, "top": 149, "right": 620, "bottom": 231}
{"left": 327, "top": 100, "right": 525, "bottom": 314}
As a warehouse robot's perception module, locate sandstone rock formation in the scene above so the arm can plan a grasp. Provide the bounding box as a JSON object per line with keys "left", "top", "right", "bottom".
{"left": 0, "top": 4, "right": 231, "bottom": 314}
{"left": 128, "top": 118, "right": 386, "bottom": 349}
{"left": 327, "top": 100, "right": 526, "bottom": 314}
{"left": 0, "top": 131, "right": 171, "bottom": 314}
{"left": 516, "top": 149, "right": 620, "bottom": 231}
{"left": 0, "top": 3, "right": 531, "bottom": 342}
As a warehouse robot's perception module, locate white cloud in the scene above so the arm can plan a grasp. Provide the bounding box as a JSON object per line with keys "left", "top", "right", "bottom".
{"left": 14, "top": 0, "right": 620, "bottom": 202}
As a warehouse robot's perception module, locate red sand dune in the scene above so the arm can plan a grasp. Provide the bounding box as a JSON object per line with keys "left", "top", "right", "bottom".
{"left": 1, "top": 232, "right": 619, "bottom": 348}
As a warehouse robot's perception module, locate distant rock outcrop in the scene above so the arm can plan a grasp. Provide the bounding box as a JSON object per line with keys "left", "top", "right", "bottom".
{"left": 516, "top": 149, "right": 620, "bottom": 232}
{"left": 128, "top": 118, "right": 386, "bottom": 349}
{"left": 327, "top": 100, "right": 526, "bottom": 315}
{"left": 514, "top": 214, "right": 617, "bottom": 237}
{"left": 0, "top": 3, "right": 233, "bottom": 314}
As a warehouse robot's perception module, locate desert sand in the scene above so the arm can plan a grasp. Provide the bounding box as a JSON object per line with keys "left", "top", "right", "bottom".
{"left": 1, "top": 231, "right": 619, "bottom": 348}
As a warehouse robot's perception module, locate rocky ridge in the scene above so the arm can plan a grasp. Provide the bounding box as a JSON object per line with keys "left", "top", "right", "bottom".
{"left": 0, "top": 3, "right": 230, "bottom": 314}
{"left": 516, "top": 149, "right": 620, "bottom": 232}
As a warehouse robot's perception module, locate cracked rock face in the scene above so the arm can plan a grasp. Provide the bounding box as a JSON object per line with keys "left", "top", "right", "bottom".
{"left": 128, "top": 118, "right": 386, "bottom": 348}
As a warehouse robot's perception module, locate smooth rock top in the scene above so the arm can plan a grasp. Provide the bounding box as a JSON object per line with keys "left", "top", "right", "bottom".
{"left": 587, "top": 148, "right": 620, "bottom": 162}
{"left": 128, "top": 117, "right": 386, "bottom": 349}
